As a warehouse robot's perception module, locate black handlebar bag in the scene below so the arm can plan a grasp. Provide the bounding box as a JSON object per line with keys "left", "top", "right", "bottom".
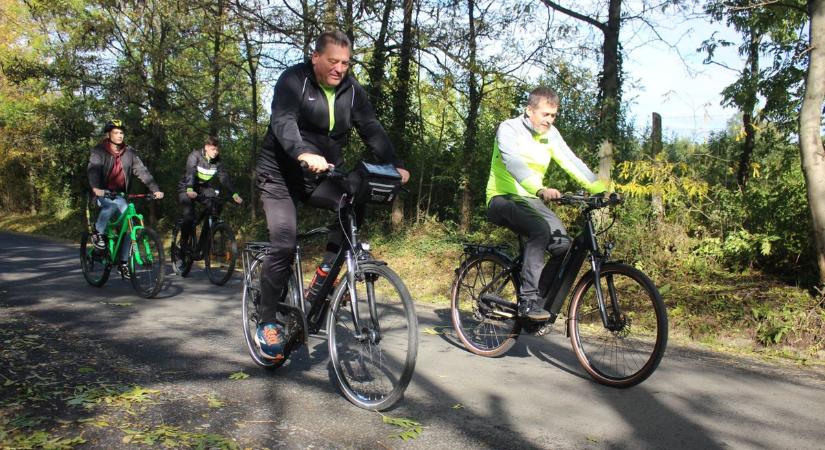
{"left": 353, "top": 162, "right": 402, "bottom": 205}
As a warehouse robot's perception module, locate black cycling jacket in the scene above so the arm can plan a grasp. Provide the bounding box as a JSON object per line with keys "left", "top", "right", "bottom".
{"left": 177, "top": 148, "right": 238, "bottom": 195}
{"left": 256, "top": 62, "right": 403, "bottom": 199}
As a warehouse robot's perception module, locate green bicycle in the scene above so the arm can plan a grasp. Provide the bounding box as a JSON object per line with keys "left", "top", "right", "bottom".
{"left": 80, "top": 191, "right": 165, "bottom": 298}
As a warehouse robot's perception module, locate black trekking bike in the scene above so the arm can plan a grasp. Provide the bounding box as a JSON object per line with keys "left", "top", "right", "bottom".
{"left": 170, "top": 188, "right": 238, "bottom": 286}
{"left": 451, "top": 193, "right": 667, "bottom": 387}
{"left": 241, "top": 164, "right": 418, "bottom": 410}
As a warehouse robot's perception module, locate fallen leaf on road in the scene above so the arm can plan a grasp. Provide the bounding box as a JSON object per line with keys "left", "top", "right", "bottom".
{"left": 229, "top": 372, "right": 249, "bottom": 380}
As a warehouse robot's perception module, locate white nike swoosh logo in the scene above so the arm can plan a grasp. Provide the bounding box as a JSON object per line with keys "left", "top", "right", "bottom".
{"left": 308, "top": 96, "right": 316, "bottom": 100}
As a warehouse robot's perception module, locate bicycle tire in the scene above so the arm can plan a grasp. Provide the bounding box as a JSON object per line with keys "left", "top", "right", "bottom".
{"left": 568, "top": 263, "right": 668, "bottom": 388}
{"left": 205, "top": 222, "right": 237, "bottom": 286}
{"left": 80, "top": 231, "right": 110, "bottom": 287}
{"left": 327, "top": 262, "right": 418, "bottom": 411}
{"left": 241, "top": 257, "right": 300, "bottom": 369}
{"left": 170, "top": 223, "right": 194, "bottom": 277}
{"left": 130, "top": 228, "right": 165, "bottom": 298}
{"left": 450, "top": 253, "right": 521, "bottom": 357}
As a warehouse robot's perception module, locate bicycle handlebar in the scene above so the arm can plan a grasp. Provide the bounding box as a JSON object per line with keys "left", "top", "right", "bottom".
{"left": 551, "top": 192, "right": 623, "bottom": 209}
{"left": 300, "top": 161, "right": 344, "bottom": 179}
{"left": 97, "top": 190, "right": 160, "bottom": 201}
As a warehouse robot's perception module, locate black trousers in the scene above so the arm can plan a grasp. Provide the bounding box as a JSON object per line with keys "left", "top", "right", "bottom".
{"left": 259, "top": 179, "right": 361, "bottom": 323}
{"left": 486, "top": 194, "right": 571, "bottom": 298}
{"left": 178, "top": 193, "right": 221, "bottom": 247}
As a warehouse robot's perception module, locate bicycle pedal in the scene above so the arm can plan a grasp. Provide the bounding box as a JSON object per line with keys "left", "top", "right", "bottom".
{"left": 490, "top": 309, "right": 514, "bottom": 319}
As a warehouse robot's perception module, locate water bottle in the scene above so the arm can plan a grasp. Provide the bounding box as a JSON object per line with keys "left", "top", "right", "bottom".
{"left": 306, "top": 263, "right": 331, "bottom": 301}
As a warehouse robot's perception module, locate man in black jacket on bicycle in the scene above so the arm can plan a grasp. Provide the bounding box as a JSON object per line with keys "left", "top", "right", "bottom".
{"left": 87, "top": 119, "right": 164, "bottom": 278}
{"left": 254, "top": 30, "right": 409, "bottom": 360}
{"left": 177, "top": 135, "right": 243, "bottom": 252}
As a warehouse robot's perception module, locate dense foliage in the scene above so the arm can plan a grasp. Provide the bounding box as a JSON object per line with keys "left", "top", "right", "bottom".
{"left": 0, "top": 0, "right": 820, "bottom": 293}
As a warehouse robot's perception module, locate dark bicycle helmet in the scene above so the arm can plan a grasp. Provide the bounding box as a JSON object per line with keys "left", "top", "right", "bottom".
{"left": 103, "top": 119, "right": 124, "bottom": 133}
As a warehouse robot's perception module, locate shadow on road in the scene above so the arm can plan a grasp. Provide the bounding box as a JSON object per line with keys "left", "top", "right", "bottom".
{"left": 3, "top": 231, "right": 825, "bottom": 449}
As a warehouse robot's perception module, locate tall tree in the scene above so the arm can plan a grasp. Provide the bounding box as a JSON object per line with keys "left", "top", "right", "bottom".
{"left": 799, "top": 0, "right": 825, "bottom": 284}
{"left": 390, "top": 0, "right": 415, "bottom": 228}
{"left": 540, "top": 0, "right": 623, "bottom": 162}
{"left": 365, "top": 0, "right": 395, "bottom": 118}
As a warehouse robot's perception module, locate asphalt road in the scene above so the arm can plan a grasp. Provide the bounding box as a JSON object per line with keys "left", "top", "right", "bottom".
{"left": 2, "top": 231, "right": 825, "bottom": 449}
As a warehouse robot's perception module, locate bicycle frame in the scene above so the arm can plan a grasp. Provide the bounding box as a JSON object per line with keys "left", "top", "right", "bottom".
{"left": 242, "top": 194, "right": 378, "bottom": 347}
{"left": 476, "top": 202, "right": 618, "bottom": 330}
{"left": 100, "top": 199, "right": 148, "bottom": 266}
{"left": 190, "top": 197, "right": 223, "bottom": 259}
{"left": 290, "top": 198, "right": 374, "bottom": 341}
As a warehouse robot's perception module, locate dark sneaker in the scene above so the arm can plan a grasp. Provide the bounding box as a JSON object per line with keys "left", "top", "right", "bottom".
{"left": 91, "top": 233, "right": 107, "bottom": 251}
{"left": 117, "top": 263, "right": 131, "bottom": 280}
{"left": 255, "top": 323, "right": 285, "bottom": 361}
{"left": 518, "top": 296, "right": 551, "bottom": 321}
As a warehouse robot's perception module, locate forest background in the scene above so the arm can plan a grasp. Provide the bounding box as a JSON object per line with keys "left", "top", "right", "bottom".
{"left": 1, "top": 0, "right": 824, "bottom": 361}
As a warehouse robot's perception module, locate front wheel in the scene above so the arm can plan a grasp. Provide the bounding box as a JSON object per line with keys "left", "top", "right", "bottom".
{"left": 327, "top": 262, "right": 418, "bottom": 411}
{"left": 450, "top": 253, "right": 521, "bottom": 357}
{"left": 568, "top": 263, "right": 668, "bottom": 388}
{"left": 205, "top": 223, "right": 237, "bottom": 286}
{"left": 130, "top": 228, "right": 165, "bottom": 298}
{"left": 80, "top": 231, "right": 110, "bottom": 287}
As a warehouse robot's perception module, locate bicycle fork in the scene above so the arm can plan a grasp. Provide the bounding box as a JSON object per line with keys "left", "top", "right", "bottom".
{"left": 588, "top": 254, "right": 625, "bottom": 332}
{"left": 344, "top": 250, "right": 383, "bottom": 345}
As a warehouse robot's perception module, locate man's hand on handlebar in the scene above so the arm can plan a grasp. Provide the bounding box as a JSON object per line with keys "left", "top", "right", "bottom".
{"left": 186, "top": 191, "right": 198, "bottom": 199}
{"left": 92, "top": 188, "right": 106, "bottom": 197}
{"left": 298, "top": 153, "right": 332, "bottom": 173}
{"left": 153, "top": 191, "right": 164, "bottom": 200}
{"left": 537, "top": 187, "right": 562, "bottom": 202}
{"left": 233, "top": 193, "right": 243, "bottom": 205}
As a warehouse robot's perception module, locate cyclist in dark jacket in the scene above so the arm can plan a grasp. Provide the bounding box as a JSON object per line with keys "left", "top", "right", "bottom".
{"left": 253, "top": 30, "right": 409, "bottom": 360}
{"left": 87, "top": 119, "right": 164, "bottom": 276}
{"left": 177, "top": 135, "right": 243, "bottom": 250}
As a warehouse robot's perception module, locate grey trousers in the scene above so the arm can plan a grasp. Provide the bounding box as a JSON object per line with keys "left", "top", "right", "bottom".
{"left": 486, "top": 194, "right": 571, "bottom": 298}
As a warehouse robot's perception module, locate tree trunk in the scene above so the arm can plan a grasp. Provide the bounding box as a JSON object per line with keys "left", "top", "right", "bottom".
{"left": 323, "top": 0, "right": 337, "bottom": 30}
{"left": 390, "top": 0, "right": 415, "bottom": 230}
{"left": 241, "top": 26, "right": 259, "bottom": 221}
{"left": 209, "top": 0, "right": 225, "bottom": 136}
{"left": 598, "top": 0, "right": 621, "bottom": 149}
{"left": 302, "top": 0, "right": 313, "bottom": 58}
{"left": 343, "top": 0, "right": 354, "bottom": 46}
{"left": 460, "top": 0, "right": 480, "bottom": 233}
{"left": 800, "top": 0, "right": 825, "bottom": 284}
{"left": 738, "top": 27, "right": 760, "bottom": 190}
{"left": 366, "top": 0, "right": 394, "bottom": 117}
{"left": 540, "top": 0, "right": 623, "bottom": 160}
{"left": 650, "top": 112, "right": 664, "bottom": 220}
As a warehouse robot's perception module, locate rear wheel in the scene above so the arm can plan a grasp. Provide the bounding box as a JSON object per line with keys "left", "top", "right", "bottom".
{"left": 170, "top": 222, "right": 194, "bottom": 277}
{"left": 450, "top": 253, "right": 521, "bottom": 357}
{"left": 130, "top": 228, "right": 165, "bottom": 298}
{"left": 327, "top": 262, "right": 418, "bottom": 411}
{"left": 205, "top": 222, "right": 237, "bottom": 285}
{"left": 80, "top": 231, "right": 110, "bottom": 287}
{"left": 241, "top": 257, "right": 300, "bottom": 369}
{"left": 568, "top": 263, "right": 668, "bottom": 388}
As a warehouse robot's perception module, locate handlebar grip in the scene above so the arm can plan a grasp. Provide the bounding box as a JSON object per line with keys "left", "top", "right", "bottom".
{"left": 299, "top": 160, "right": 335, "bottom": 171}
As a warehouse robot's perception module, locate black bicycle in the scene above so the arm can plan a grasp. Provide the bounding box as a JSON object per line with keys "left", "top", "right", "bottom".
{"left": 241, "top": 163, "right": 418, "bottom": 410}
{"left": 450, "top": 193, "right": 667, "bottom": 387}
{"left": 170, "top": 187, "right": 238, "bottom": 286}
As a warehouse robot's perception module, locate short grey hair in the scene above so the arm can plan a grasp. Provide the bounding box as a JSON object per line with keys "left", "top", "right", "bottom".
{"left": 527, "top": 86, "right": 560, "bottom": 108}
{"left": 314, "top": 30, "right": 352, "bottom": 54}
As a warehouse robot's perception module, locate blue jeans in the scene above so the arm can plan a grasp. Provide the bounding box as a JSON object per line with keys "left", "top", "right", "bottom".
{"left": 95, "top": 196, "right": 130, "bottom": 262}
